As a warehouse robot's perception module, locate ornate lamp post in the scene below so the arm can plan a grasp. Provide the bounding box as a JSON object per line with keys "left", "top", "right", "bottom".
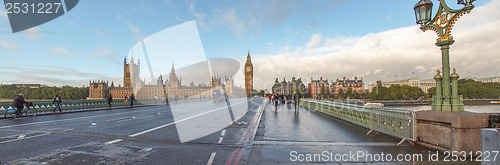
{"left": 414, "top": 0, "right": 474, "bottom": 111}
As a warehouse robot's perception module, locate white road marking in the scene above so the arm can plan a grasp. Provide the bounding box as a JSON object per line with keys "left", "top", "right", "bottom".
{"left": 116, "top": 114, "right": 155, "bottom": 123}
{"left": 105, "top": 116, "right": 130, "bottom": 122}
{"left": 221, "top": 130, "right": 226, "bottom": 136}
{"left": 139, "top": 147, "right": 153, "bottom": 153}
{"left": 104, "top": 139, "right": 122, "bottom": 144}
{"left": 207, "top": 152, "right": 216, "bottom": 165}
{"left": 218, "top": 137, "right": 223, "bottom": 143}
{"left": 129, "top": 101, "right": 246, "bottom": 137}
{"left": 0, "top": 133, "right": 31, "bottom": 139}
{"left": 0, "top": 133, "right": 51, "bottom": 144}
{"left": 17, "top": 134, "right": 25, "bottom": 139}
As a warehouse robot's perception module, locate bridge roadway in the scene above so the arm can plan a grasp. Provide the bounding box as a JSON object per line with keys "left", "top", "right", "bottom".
{"left": 0, "top": 98, "right": 477, "bottom": 164}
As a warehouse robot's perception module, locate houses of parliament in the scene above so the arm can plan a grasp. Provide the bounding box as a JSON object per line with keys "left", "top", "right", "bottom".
{"left": 88, "top": 55, "right": 250, "bottom": 99}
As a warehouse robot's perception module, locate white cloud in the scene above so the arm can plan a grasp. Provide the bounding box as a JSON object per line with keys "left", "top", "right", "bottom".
{"left": 23, "top": 27, "right": 44, "bottom": 39}
{"left": 51, "top": 46, "right": 72, "bottom": 57}
{"left": 218, "top": 9, "right": 246, "bottom": 39}
{"left": 66, "top": 20, "right": 76, "bottom": 27}
{"left": 0, "top": 40, "right": 21, "bottom": 51}
{"left": 93, "top": 47, "right": 111, "bottom": 57}
{"left": 252, "top": 1, "right": 500, "bottom": 90}
{"left": 307, "top": 33, "right": 322, "bottom": 48}
{"left": 386, "top": 14, "right": 392, "bottom": 20}
{"left": 118, "top": 14, "right": 140, "bottom": 36}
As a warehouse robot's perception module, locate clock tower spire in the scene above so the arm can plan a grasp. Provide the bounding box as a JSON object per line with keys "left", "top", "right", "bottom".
{"left": 245, "top": 51, "right": 253, "bottom": 97}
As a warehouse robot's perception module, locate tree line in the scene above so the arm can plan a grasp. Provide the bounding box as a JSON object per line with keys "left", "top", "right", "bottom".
{"left": 319, "top": 79, "right": 500, "bottom": 100}
{"left": 216, "top": 79, "right": 500, "bottom": 100}
{"left": 0, "top": 85, "right": 89, "bottom": 100}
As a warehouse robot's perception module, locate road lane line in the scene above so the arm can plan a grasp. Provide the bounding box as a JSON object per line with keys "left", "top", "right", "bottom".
{"left": 229, "top": 99, "right": 266, "bottom": 164}
{"left": 139, "top": 147, "right": 153, "bottom": 153}
{"left": 221, "top": 130, "right": 226, "bottom": 136}
{"left": 233, "top": 148, "right": 245, "bottom": 165}
{"left": 104, "top": 139, "right": 122, "bottom": 144}
{"left": 218, "top": 137, "right": 223, "bottom": 143}
{"left": 17, "top": 134, "right": 25, "bottom": 139}
{"left": 116, "top": 114, "right": 155, "bottom": 123}
{"left": 105, "top": 116, "right": 131, "bottom": 122}
{"left": 129, "top": 101, "right": 246, "bottom": 137}
{"left": 207, "top": 152, "right": 216, "bottom": 165}
{"left": 225, "top": 148, "right": 240, "bottom": 165}
{"left": 0, "top": 133, "right": 30, "bottom": 139}
{"left": 0, "top": 133, "right": 50, "bottom": 144}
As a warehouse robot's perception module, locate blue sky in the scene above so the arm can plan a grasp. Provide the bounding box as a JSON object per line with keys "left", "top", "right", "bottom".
{"left": 0, "top": 0, "right": 496, "bottom": 90}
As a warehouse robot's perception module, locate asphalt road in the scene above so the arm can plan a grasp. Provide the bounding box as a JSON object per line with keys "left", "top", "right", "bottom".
{"left": 0, "top": 98, "right": 479, "bottom": 164}
{"left": 0, "top": 98, "right": 265, "bottom": 164}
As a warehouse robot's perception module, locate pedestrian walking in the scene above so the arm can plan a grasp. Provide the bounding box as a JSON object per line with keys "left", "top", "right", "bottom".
{"left": 274, "top": 93, "right": 278, "bottom": 110}
{"left": 293, "top": 92, "right": 301, "bottom": 113}
{"left": 129, "top": 94, "right": 135, "bottom": 107}
{"left": 52, "top": 94, "right": 62, "bottom": 112}
{"left": 107, "top": 94, "right": 113, "bottom": 108}
{"left": 125, "top": 94, "right": 129, "bottom": 107}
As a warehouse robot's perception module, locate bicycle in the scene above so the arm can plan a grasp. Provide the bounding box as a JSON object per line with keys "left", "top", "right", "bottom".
{"left": 4, "top": 102, "right": 37, "bottom": 118}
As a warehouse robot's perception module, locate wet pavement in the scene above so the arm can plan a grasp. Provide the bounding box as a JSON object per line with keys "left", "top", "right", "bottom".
{"left": 0, "top": 98, "right": 265, "bottom": 164}
{"left": 246, "top": 100, "right": 479, "bottom": 164}
{"left": 0, "top": 98, "right": 480, "bottom": 164}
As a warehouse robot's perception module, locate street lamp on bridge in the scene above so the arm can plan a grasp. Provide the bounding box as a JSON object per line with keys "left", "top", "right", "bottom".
{"left": 413, "top": 0, "right": 475, "bottom": 111}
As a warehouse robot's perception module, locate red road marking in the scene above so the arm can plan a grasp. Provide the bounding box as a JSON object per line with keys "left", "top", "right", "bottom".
{"left": 228, "top": 102, "right": 265, "bottom": 164}
{"left": 225, "top": 148, "right": 240, "bottom": 165}
{"left": 233, "top": 148, "right": 246, "bottom": 165}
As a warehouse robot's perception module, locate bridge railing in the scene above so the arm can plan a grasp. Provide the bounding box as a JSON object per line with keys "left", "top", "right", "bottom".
{"left": 0, "top": 97, "right": 220, "bottom": 117}
{"left": 300, "top": 99, "right": 415, "bottom": 145}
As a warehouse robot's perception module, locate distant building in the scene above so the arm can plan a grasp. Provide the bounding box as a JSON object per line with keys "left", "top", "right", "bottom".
{"left": 89, "top": 57, "right": 238, "bottom": 100}
{"left": 467, "top": 77, "right": 500, "bottom": 83}
{"left": 272, "top": 77, "right": 305, "bottom": 96}
{"left": 12, "top": 84, "right": 42, "bottom": 88}
{"left": 331, "top": 77, "right": 365, "bottom": 96}
{"left": 308, "top": 77, "right": 329, "bottom": 99}
{"left": 369, "top": 78, "right": 434, "bottom": 93}
{"left": 371, "top": 77, "right": 500, "bottom": 94}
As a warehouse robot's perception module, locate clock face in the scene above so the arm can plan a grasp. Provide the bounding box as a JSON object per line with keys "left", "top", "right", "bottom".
{"left": 246, "top": 67, "right": 250, "bottom": 72}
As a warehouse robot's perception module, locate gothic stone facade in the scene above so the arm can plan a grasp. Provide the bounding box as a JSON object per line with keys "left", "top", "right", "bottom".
{"left": 89, "top": 58, "right": 235, "bottom": 100}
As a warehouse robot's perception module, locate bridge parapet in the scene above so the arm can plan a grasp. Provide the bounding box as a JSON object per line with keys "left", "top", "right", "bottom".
{"left": 300, "top": 99, "right": 415, "bottom": 145}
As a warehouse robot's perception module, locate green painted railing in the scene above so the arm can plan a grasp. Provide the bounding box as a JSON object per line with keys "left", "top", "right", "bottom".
{"left": 300, "top": 99, "right": 415, "bottom": 144}
{"left": 0, "top": 97, "right": 216, "bottom": 116}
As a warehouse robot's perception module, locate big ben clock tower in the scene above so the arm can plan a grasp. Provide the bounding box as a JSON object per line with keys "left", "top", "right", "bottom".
{"left": 244, "top": 51, "right": 253, "bottom": 98}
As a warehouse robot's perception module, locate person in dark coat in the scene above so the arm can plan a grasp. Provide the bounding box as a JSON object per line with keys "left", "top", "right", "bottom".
{"left": 13, "top": 93, "right": 27, "bottom": 115}
{"left": 107, "top": 94, "right": 113, "bottom": 108}
{"left": 52, "top": 94, "right": 62, "bottom": 112}
{"left": 293, "top": 92, "right": 301, "bottom": 112}
{"left": 129, "top": 94, "right": 135, "bottom": 107}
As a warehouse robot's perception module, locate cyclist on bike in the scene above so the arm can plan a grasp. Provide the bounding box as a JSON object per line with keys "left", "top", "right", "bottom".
{"left": 13, "top": 93, "right": 27, "bottom": 116}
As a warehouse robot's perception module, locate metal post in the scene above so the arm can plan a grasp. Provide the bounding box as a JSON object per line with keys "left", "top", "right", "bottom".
{"left": 433, "top": 71, "right": 443, "bottom": 111}
{"left": 436, "top": 41, "right": 454, "bottom": 111}
{"left": 451, "top": 69, "right": 464, "bottom": 111}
